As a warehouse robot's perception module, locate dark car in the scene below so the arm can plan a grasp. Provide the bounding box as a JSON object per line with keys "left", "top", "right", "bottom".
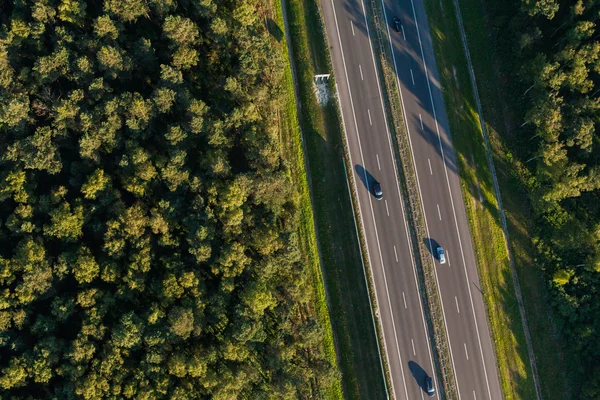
{"left": 393, "top": 17, "right": 402, "bottom": 33}
{"left": 372, "top": 181, "right": 383, "bottom": 200}
{"left": 425, "top": 376, "right": 435, "bottom": 397}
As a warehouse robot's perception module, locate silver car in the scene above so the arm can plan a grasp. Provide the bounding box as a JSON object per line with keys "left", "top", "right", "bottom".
{"left": 437, "top": 247, "right": 446, "bottom": 264}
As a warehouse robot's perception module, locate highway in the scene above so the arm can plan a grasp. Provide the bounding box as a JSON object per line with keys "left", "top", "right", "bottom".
{"left": 318, "top": 0, "right": 503, "bottom": 398}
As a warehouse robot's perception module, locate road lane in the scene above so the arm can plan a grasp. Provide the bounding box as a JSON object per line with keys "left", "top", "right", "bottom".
{"left": 381, "top": 0, "right": 503, "bottom": 398}
{"left": 320, "top": 0, "right": 441, "bottom": 397}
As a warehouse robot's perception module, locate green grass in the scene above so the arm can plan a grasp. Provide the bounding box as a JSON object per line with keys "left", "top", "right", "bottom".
{"left": 418, "top": 1, "right": 544, "bottom": 399}
{"left": 450, "top": 0, "right": 579, "bottom": 397}
{"left": 267, "top": 1, "right": 343, "bottom": 398}
{"left": 277, "top": 0, "right": 390, "bottom": 398}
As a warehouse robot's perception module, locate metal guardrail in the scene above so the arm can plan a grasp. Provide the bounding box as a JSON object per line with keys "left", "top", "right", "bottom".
{"left": 362, "top": 0, "right": 459, "bottom": 398}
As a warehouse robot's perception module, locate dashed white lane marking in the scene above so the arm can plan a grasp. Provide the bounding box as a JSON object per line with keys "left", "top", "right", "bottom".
{"left": 411, "top": 339, "right": 416, "bottom": 356}
{"left": 455, "top": 296, "right": 460, "bottom": 313}
{"left": 401, "top": 25, "right": 406, "bottom": 41}
{"left": 359, "top": 64, "right": 364, "bottom": 80}
{"left": 402, "top": 292, "right": 407, "bottom": 308}
{"left": 330, "top": 1, "right": 409, "bottom": 398}
{"left": 447, "top": 250, "right": 451, "bottom": 266}
{"left": 351, "top": 20, "right": 355, "bottom": 36}
{"left": 385, "top": 200, "right": 390, "bottom": 216}
{"left": 428, "top": 159, "right": 433, "bottom": 175}
{"left": 473, "top": 391, "right": 477, "bottom": 400}
{"left": 407, "top": 0, "right": 494, "bottom": 396}
{"left": 384, "top": 0, "right": 460, "bottom": 400}
{"left": 464, "top": 343, "right": 469, "bottom": 360}
{"left": 368, "top": 109, "right": 372, "bottom": 125}
{"left": 437, "top": 204, "right": 442, "bottom": 220}
{"left": 394, "top": 246, "right": 399, "bottom": 262}
{"left": 410, "top": 69, "right": 415, "bottom": 85}
{"left": 419, "top": 113, "right": 423, "bottom": 129}
{"left": 389, "top": 25, "right": 460, "bottom": 400}
{"left": 376, "top": 154, "right": 381, "bottom": 170}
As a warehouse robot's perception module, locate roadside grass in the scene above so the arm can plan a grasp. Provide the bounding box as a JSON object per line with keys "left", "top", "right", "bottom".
{"left": 419, "top": 1, "right": 541, "bottom": 399}
{"left": 452, "top": 0, "right": 579, "bottom": 397}
{"left": 273, "top": 0, "right": 388, "bottom": 398}
{"left": 267, "top": 1, "right": 343, "bottom": 398}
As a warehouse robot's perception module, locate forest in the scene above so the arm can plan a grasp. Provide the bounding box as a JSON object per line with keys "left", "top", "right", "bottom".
{"left": 0, "top": 0, "right": 337, "bottom": 398}
{"left": 500, "top": 0, "right": 600, "bottom": 396}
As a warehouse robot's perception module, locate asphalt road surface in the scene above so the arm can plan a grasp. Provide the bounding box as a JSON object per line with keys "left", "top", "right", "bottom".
{"left": 318, "top": 0, "right": 503, "bottom": 398}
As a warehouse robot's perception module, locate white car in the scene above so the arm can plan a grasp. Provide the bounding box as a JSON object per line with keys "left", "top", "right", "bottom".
{"left": 437, "top": 247, "right": 446, "bottom": 264}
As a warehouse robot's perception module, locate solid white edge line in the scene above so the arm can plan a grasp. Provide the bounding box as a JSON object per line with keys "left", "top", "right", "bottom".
{"left": 381, "top": 1, "right": 460, "bottom": 398}
{"left": 329, "top": 2, "right": 409, "bottom": 399}
{"left": 336, "top": 83, "right": 390, "bottom": 400}
{"left": 395, "top": 37, "right": 464, "bottom": 400}
{"left": 407, "top": 0, "right": 494, "bottom": 397}
{"left": 367, "top": 0, "right": 440, "bottom": 393}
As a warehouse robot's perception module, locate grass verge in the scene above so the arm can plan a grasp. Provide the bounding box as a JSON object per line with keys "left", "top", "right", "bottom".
{"left": 447, "top": 0, "right": 579, "bottom": 397}
{"left": 421, "top": 1, "right": 534, "bottom": 398}
{"left": 421, "top": 0, "right": 575, "bottom": 398}
{"left": 267, "top": 1, "right": 343, "bottom": 398}
{"left": 270, "top": 0, "right": 388, "bottom": 398}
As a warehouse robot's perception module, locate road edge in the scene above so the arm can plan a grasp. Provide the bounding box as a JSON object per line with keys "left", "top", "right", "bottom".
{"left": 358, "top": 0, "right": 461, "bottom": 398}
{"left": 447, "top": 0, "right": 542, "bottom": 398}
{"left": 281, "top": 0, "right": 394, "bottom": 397}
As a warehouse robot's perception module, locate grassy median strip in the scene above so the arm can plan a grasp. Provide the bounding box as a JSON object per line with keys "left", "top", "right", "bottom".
{"left": 442, "top": 0, "right": 577, "bottom": 398}
{"left": 268, "top": 1, "right": 344, "bottom": 398}
{"left": 420, "top": 0, "right": 575, "bottom": 398}
{"left": 276, "top": 0, "right": 390, "bottom": 398}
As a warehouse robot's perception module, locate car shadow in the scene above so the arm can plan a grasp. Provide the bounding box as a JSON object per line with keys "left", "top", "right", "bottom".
{"left": 355, "top": 164, "right": 379, "bottom": 197}
{"left": 408, "top": 360, "right": 428, "bottom": 393}
{"left": 423, "top": 237, "right": 440, "bottom": 260}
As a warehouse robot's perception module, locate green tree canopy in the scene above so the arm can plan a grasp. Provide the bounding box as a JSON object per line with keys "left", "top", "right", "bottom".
{"left": 0, "top": 0, "right": 336, "bottom": 397}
